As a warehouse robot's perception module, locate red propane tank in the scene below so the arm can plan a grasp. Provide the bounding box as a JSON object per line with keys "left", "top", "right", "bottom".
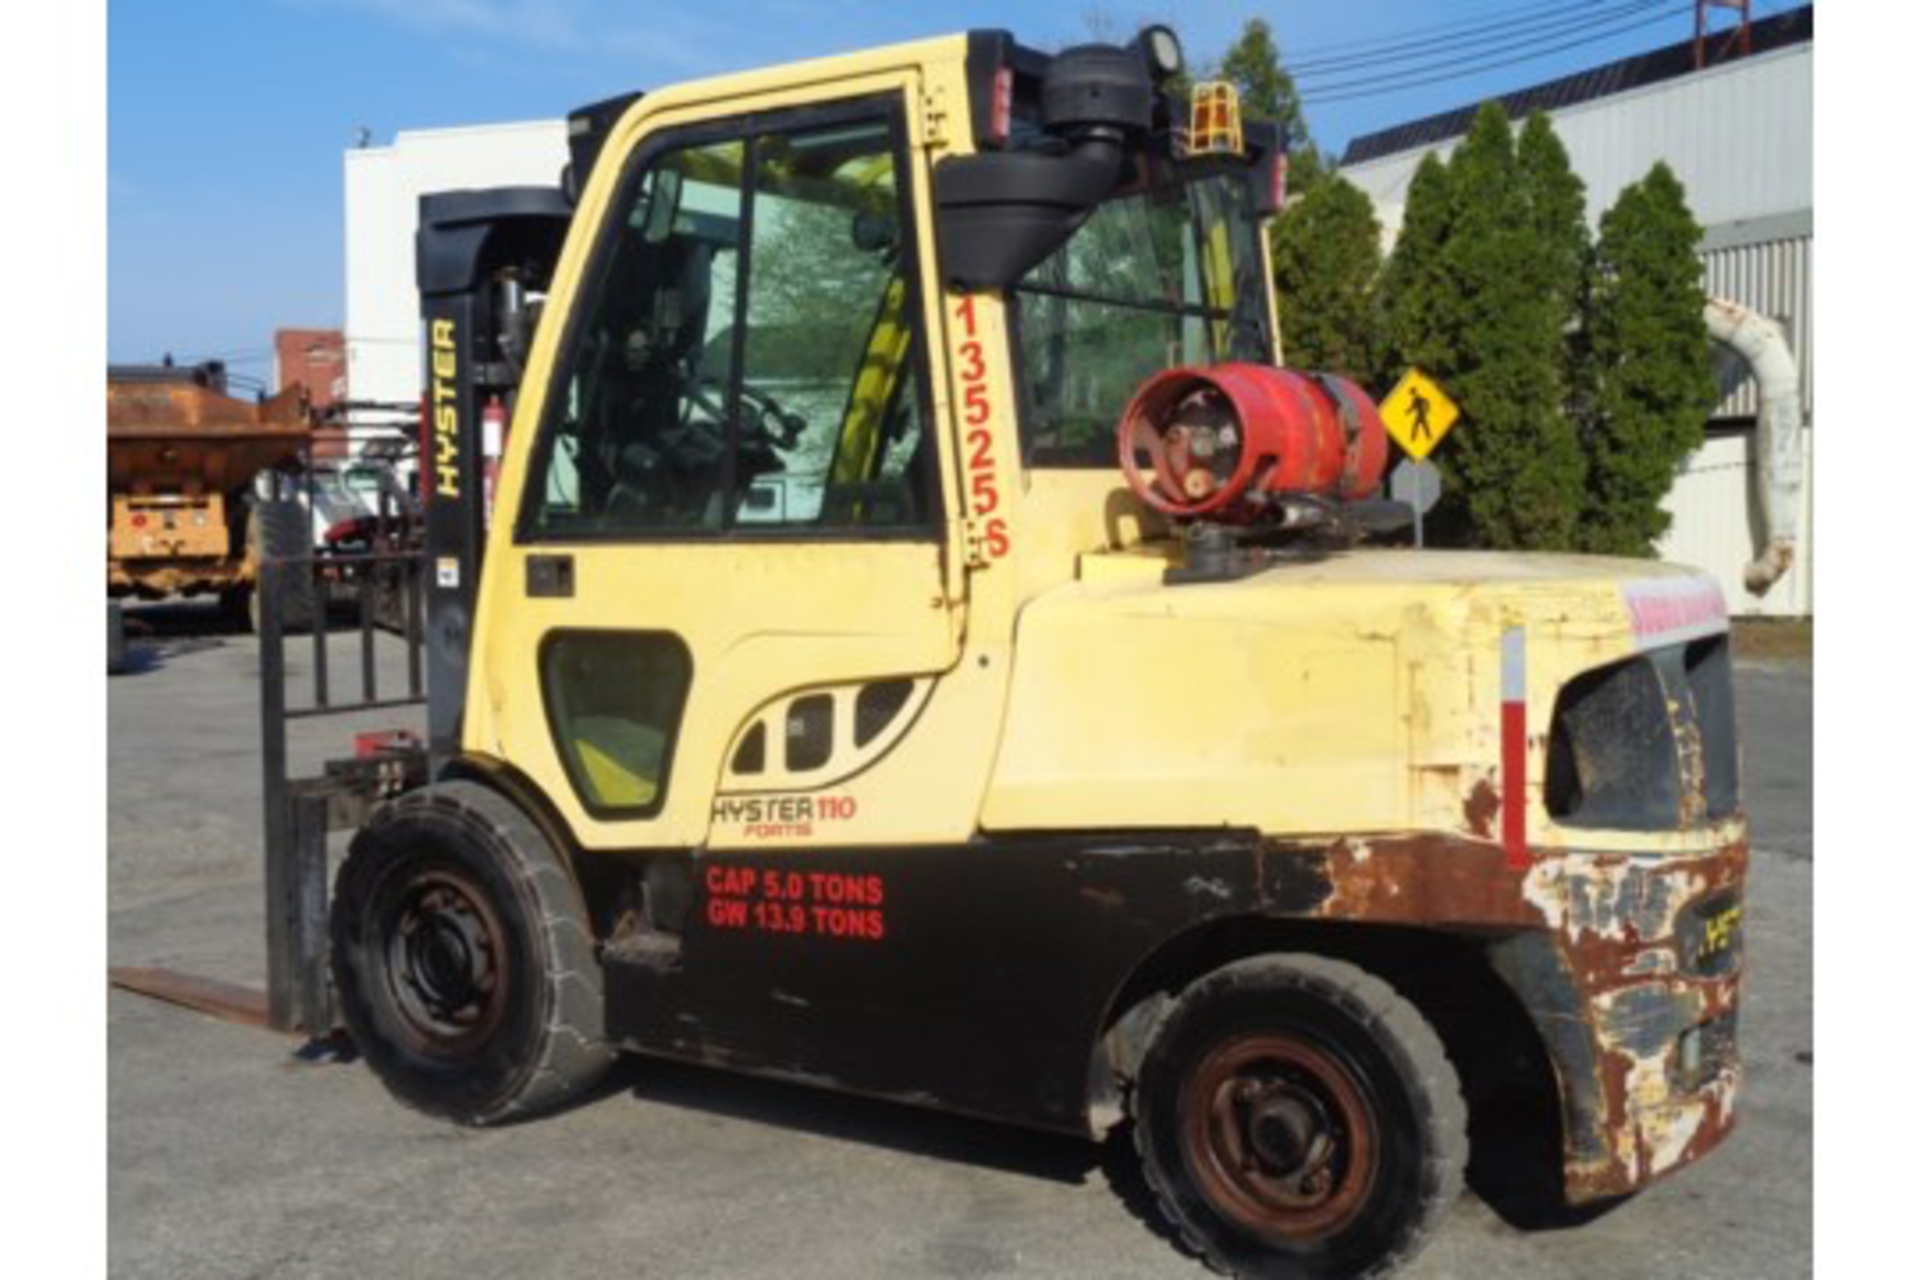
{"left": 1117, "top": 364, "right": 1388, "bottom": 519}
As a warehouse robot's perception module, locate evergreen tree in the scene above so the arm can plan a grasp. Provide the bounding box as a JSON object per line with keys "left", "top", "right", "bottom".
{"left": 1272, "top": 173, "right": 1381, "bottom": 379}
{"left": 1516, "top": 113, "right": 1590, "bottom": 319}
{"left": 1580, "top": 162, "right": 1717, "bottom": 555}
{"left": 1377, "top": 151, "right": 1456, "bottom": 385}
{"left": 1432, "top": 102, "right": 1586, "bottom": 550}
{"left": 1516, "top": 111, "right": 1596, "bottom": 478}
{"left": 1218, "top": 19, "right": 1324, "bottom": 187}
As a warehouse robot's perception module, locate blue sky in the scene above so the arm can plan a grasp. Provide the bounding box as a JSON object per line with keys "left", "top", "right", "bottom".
{"left": 108, "top": 0, "right": 1783, "bottom": 369}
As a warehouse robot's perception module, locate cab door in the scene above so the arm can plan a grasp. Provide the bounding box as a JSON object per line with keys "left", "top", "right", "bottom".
{"left": 471, "top": 89, "right": 962, "bottom": 849}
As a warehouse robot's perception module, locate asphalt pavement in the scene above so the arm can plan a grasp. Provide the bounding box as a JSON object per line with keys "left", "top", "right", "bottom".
{"left": 107, "top": 603, "right": 1813, "bottom": 1279}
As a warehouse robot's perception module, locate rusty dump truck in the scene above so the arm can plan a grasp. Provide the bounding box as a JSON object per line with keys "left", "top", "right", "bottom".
{"left": 106, "top": 361, "right": 313, "bottom": 643}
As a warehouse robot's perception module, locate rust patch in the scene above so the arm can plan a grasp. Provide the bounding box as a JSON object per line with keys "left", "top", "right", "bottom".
{"left": 1317, "top": 834, "right": 1543, "bottom": 927}
{"left": 1305, "top": 830, "right": 1749, "bottom": 1205}
{"left": 1568, "top": 864, "right": 1680, "bottom": 947}
{"left": 1545, "top": 839, "right": 1747, "bottom": 1202}
{"left": 109, "top": 967, "right": 279, "bottom": 1033}
{"left": 1463, "top": 778, "right": 1501, "bottom": 839}
{"left": 1670, "top": 694, "right": 1709, "bottom": 829}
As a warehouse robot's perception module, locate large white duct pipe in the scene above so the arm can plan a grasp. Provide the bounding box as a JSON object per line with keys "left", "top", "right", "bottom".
{"left": 1703, "top": 297, "right": 1804, "bottom": 595}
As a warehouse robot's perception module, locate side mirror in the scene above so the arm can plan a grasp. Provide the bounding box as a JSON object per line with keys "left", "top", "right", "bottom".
{"left": 933, "top": 41, "right": 1154, "bottom": 292}
{"left": 933, "top": 143, "right": 1123, "bottom": 291}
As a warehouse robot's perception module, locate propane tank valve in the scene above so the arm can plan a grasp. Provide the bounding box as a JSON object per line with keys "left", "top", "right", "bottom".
{"left": 1118, "top": 364, "right": 1389, "bottom": 522}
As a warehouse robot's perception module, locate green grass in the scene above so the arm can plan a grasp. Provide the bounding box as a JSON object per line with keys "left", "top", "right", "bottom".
{"left": 1732, "top": 618, "right": 1812, "bottom": 663}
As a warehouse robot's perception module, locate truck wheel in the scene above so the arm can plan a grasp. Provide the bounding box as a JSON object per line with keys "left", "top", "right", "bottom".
{"left": 1133, "top": 954, "right": 1466, "bottom": 1280}
{"left": 330, "top": 781, "right": 615, "bottom": 1124}
{"left": 245, "top": 498, "right": 314, "bottom": 634}
{"left": 107, "top": 601, "right": 127, "bottom": 675}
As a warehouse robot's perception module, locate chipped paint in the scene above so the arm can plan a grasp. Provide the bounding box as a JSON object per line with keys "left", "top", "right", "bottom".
{"left": 1312, "top": 829, "right": 1747, "bottom": 1204}
{"left": 1622, "top": 950, "right": 1676, "bottom": 977}
{"left": 1521, "top": 855, "right": 1711, "bottom": 945}
{"left": 1670, "top": 694, "right": 1709, "bottom": 830}
{"left": 1641, "top": 1083, "right": 1706, "bottom": 1177}
{"left": 1183, "top": 875, "right": 1233, "bottom": 902}
{"left": 1595, "top": 982, "right": 1703, "bottom": 1058}
{"left": 1462, "top": 777, "right": 1501, "bottom": 839}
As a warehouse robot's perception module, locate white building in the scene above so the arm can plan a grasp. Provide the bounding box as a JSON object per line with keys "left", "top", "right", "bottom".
{"left": 343, "top": 120, "right": 568, "bottom": 412}
{"left": 1339, "top": 6, "right": 1814, "bottom": 616}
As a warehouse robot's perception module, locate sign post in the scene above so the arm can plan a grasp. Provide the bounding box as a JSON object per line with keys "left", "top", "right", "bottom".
{"left": 1389, "top": 458, "right": 1442, "bottom": 548}
{"left": 1379, "top": 369, "right": 1460, "bottom": 549}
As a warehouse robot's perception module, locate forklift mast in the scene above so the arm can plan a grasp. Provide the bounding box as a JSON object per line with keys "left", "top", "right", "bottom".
{"left": 413, "top": 92, "right": 639, "bottom": 759}
{"left": 414, "top": 187, "right": 571, "bottom": 758}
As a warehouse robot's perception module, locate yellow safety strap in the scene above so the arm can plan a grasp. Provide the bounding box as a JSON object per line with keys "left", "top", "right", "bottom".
{"left": 831, "top": 272, "right": 912, "bottom": 487}
{"left": 1203, "top": 212, "right": 1237, "bottom": 356}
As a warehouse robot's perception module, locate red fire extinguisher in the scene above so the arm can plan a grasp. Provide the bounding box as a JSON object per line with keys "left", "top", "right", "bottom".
{"left": 481, "top": 396, "right": 508, "bottom": 529}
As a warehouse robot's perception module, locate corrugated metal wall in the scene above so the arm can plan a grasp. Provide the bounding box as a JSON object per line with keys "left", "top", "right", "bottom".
{"left": 1340, "top": 44, "right": 1811, "bottom": 242}
{"left": 1658, "top": 424, "right": 1811, "bottom": 618}
{"left": 1703, "top": 233, "right": 1812, "bottom": 421}
{"left": 1662, "top": 226, "right": 1812, "bottom": 617}
{"left": 1335, "top": 43, "right": 1814, "bottom": 616}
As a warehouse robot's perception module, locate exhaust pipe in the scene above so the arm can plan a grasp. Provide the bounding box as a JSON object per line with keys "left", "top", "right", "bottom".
{"left": 1703, "top": 297, "right": 1803, "bottom": 595}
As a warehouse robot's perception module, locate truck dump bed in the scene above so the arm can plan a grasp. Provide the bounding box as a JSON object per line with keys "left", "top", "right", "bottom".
{"left": 108, "top": 369, "right": 311, "bottom": 494}
{"left": 107, "top": 363, "right": 313, "bottom": 599}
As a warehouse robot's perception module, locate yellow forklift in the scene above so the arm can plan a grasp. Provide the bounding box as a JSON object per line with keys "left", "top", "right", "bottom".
{"left": 244, "top": 28, "right": 1745, "bottom": 1279}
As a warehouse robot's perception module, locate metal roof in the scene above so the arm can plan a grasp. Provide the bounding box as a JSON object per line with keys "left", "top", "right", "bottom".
{"left": 1339, "top": 4, "right": 1814, "bottom": 167}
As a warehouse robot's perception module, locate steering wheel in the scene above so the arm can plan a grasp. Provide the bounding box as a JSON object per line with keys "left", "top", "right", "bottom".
{"left": 683, "top": 377, "right": 806, "bottom": 450}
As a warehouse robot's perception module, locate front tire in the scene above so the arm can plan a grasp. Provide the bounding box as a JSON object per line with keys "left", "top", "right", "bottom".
{"left": 330, "top": 781, "right": 615, "bottom": 1124}
{"left": 1134, "top": 954, "right": 1467, "bottom": 1279}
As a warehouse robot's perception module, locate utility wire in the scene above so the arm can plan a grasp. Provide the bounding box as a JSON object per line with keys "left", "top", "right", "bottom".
{"left": 1290, "top": 0, "right": 1668, "bottom": 78}
{"left": 1302, "top": 0, "right": 1694, "bottom": 105}
{"left": 1276, "top": 0, "right": 1587, "bottom": 61}
{"left": 1298, "top": 0, "right": 1685, "bottom": 91}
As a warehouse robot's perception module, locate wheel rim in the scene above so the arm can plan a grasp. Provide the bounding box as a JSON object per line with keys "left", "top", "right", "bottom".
{"left": 1179, "top": 1031, "right": 1380, "bottom": 1243}
{"left": 383, "top": 867, "right": 511, "bottom": 1054}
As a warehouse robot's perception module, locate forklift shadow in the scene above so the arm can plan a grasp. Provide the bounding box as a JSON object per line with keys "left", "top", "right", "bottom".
{"left": 612, "top": 1054, "right": 1110, "bottom": 1187}
{"left": 115, "top": 600, "right": 233, "bottom": 674}
{"left": 605, "top": 1053, "right": 1630, "bottom": 1239}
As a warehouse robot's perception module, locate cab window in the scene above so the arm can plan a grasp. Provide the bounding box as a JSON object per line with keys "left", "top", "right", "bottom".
{"left": 540, "top": 631, "right": 691, "bottom": 817}
{"left": 523, "top": 104, "right": 934, "bottom": 538}
{"left": 1013, "top": 169, "right": 1269, "bottom": 466}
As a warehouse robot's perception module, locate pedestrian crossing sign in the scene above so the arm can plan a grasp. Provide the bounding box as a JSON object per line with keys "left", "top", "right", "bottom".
{"left": 1379, "top": 369, "right": 1459, "bottom": 461}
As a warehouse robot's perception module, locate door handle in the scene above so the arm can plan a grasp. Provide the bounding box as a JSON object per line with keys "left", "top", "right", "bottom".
{"left": 526, "top": 554, "right": 574, "bottom": 598}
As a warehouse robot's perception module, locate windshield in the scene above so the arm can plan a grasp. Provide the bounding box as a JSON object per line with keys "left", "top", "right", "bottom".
{"left": 1013, "top": 169, "right": 1270, "bottom": 466}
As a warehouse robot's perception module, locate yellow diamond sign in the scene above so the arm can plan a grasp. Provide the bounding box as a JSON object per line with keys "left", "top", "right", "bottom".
{"left": 1379, "top": 369, "right": 1459, "bottom": 461}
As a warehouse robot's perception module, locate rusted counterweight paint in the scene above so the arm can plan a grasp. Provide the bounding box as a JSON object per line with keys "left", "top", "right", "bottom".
{"left": 600, "top": 822, "right": 1743, "bottom": 1210}
{"left": 1314, "top": 831, "right": 1747, "bottom": 1202}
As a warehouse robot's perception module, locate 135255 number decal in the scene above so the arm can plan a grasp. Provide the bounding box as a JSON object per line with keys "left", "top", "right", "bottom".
{"left": 954, "top": 296, "right": 1010, "bottom": 560}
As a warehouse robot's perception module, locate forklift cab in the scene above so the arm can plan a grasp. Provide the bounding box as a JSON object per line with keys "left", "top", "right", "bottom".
{"left": 480, "top": 94, "right": 956, "bottom": 849}
{"left": 444, "top": 32, "right": 1285, "bottom": 854}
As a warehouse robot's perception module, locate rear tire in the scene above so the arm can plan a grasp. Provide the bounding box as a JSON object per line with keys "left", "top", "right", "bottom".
{"left": 1133, "top": 954, "right": 1467, "bottom": 1279}
{"left": 107, "top": 601, "right": 127, "bottom": 675}
{"left": 330, "top": 781, "right": 615, "bottom": 1124}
